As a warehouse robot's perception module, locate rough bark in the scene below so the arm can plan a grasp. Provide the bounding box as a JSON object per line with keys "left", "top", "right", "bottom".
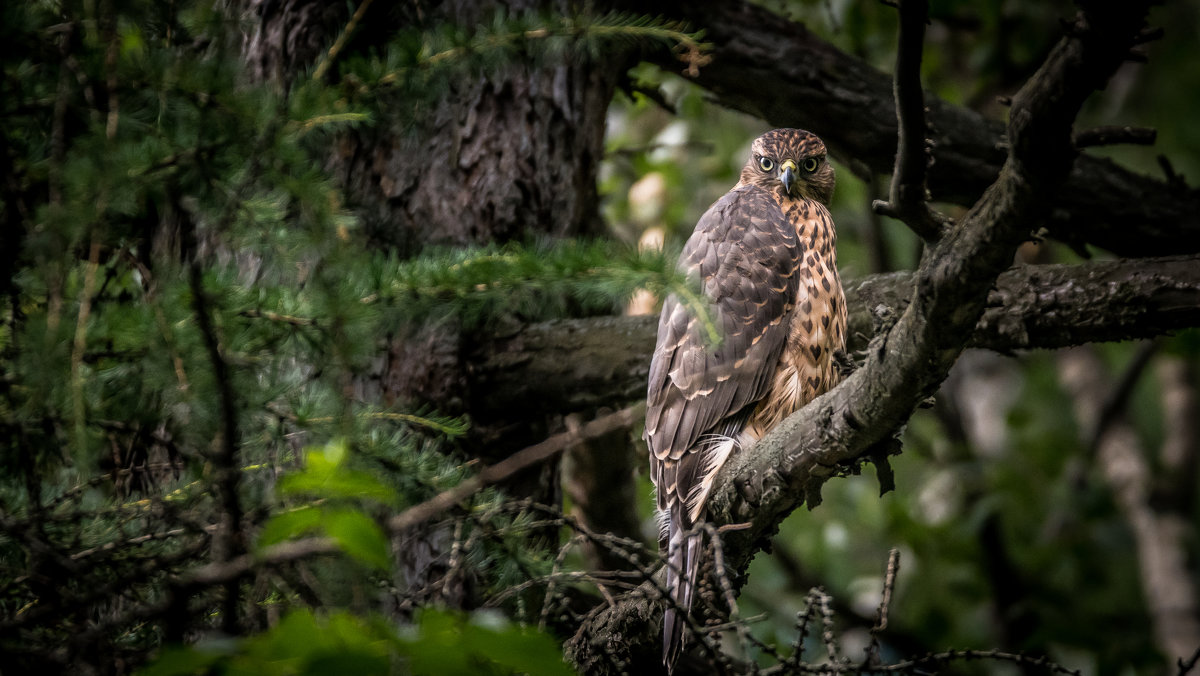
{"left": 244, "top": 0, "right": 614, "bottom": 254}
{"left": 469, "top": 255, "right": 1200, "bottom": 419}
{"left": 565, "top": 4, "right": 1155, "bottom": 670}
{"left": 644, "top": 0, "right": 1200, "bottom": 258}
{"left": 240, "top": 0, "right": 624, "bottom": 610}
{"left": 241, "top": 0, "right": 619, "bottom": 412}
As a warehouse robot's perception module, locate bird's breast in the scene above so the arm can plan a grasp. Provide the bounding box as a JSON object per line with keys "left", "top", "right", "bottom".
{"left": 747, "top": 249, "right": 846, "bottom": 437}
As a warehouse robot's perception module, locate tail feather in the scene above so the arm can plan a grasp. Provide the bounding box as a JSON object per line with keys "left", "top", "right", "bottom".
{"left": 663, "top": 526, "right": 702, "bottom": 671}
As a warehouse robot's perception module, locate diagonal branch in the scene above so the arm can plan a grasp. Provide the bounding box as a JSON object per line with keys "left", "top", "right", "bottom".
{"left": 566, "top": 3, "right": 1153, "bottom": 670}
{"left": 177, "top": 404, "right": 644, "bottom": 590}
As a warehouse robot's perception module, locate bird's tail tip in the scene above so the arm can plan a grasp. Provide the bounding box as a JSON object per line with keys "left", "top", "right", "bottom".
{"left": 662, "top": 529, "right": 700, "bottom": 673}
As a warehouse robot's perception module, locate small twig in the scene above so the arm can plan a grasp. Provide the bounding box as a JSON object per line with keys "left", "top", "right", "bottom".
{"left": 176, "top": 406, "right": 645, "bottom": 594}
{"left": 1158, "top": 155, "right": 1190, "bottom": 190}
{"left": 189, "top": 259, "right": 244, "bottom": 635}
{"left": 1074, "top": 125, "right": 1157, "bottom": 148}
{"left": 119, "top": 250, "right": 189, "bottom": 392}
{"left": 312, "top": 0, "right": 377, "bottom": 81}
{"left": 704, "top": 523, "right": 758, "bottom": 673}
{"left": 866, "top": 548, "right": 901, "bottom": 665}
{"left": 103, "top": 0, "right": 119, "bottom": 140}
{"left": 70, "top": 527, "right": 192, "bottom": 561}
{"left": 1133, "top": 25, "right": 1165, "bottom": 45}
{"left": 874, "top": 648, "right": 1082, "bottom": 675}
{"left": 872, "top": 0, "right": 948, "bottom": 241}
{"left": 816, "top": 588, "right": 840, "bottom": 664}
{"left": 1087, "top": 339, "right": 1158, "bottom": 455}
{"left": 239, "top": 309, "right": 320, "bottom": 327}
{"left": 441, "top": 518, "right": 467, "bottom": 601}
{"left": 1179, "top": 645, "right": 1200, "bottom": 676}
{"left": 540, "top": 534, "right": 580, "bottom": 632}
{"left": 784, "top": 588, "right": 824, "bottom": 670}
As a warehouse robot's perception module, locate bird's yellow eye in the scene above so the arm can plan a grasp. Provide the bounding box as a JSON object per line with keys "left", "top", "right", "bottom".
{"left": 758, "top": 156, "right": 774, "bottom": 172}
{"left": 802, "top": 157, "right": 820, "bottom": 173}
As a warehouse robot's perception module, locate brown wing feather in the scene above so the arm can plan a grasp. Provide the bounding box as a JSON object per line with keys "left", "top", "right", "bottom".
{"left": 645, "top": 184, "right": 802, "bottom": 518}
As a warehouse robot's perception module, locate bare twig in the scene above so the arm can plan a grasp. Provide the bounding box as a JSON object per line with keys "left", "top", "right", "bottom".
{"left": 189, "top": 256, "right": 244, "bottom": 635}
{"left": 817, "top": 588, "right": 840, "bottom": 665}
{"left": 783, "top": 589, "right": 822, "bottom": 670}
{"left": 866, "top": 548, "right": 901, "bottom": 665}
{"left": 167, "top": 405, "right": 646, "bottom": 598}
{"left": 540, "top": 534, "right": 581, "bottom": 632}
{"left": 874, "top": 648, "right": 1082, "bottom": 675}
{"left": 1086, "top": 339, "right": 1159, "bottom": 454}
{"left": 1179, "top": 645, "right": 1200, "bottom": 676}
{"left": 704, "top": 523, "right": 758, "bottom": 673}
{"left": 388, "top": 403, "right": 643, "bottom": 533}
{"left": 1074, "top": 125, "right": 1157, "bottom": 148}
{"left": 870, "top": 0, "right": 948, "bottom": 241}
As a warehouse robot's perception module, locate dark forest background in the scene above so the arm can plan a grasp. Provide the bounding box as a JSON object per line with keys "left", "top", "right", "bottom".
{"left": 2, "top": 1, "right": 1199, "bottom": 674}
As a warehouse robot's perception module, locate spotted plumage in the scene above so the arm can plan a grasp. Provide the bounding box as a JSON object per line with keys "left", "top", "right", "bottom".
{"left": 644, "top": 129, "right": 846, "bottom": 670}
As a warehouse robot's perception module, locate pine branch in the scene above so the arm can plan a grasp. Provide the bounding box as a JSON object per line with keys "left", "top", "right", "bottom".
{"left": 358, "top": 11, "right": 706, "bottom": 95}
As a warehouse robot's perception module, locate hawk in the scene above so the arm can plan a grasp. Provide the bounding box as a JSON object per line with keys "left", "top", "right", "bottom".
{"left": 644, "top": 128, "right": 846, "bottom": 669}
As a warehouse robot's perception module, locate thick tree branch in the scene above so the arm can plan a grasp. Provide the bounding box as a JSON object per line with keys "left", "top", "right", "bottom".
{"left": 566, "top": 4, "right": 1153, "bottom": 670}
{"left": 645, "top": 0, "right": 1198, "bottom": 258}
{"left": 470, "top": 255, "right": 1200, "bottom": 419}
{"left": 1073, "top": 125, "right": 1157, "bottom": 148}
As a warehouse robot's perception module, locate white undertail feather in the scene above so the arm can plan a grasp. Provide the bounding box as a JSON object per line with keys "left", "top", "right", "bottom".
{"left": 655, "top": 502, "right": 671, "bottom": 543}
{"left": 685, "top": 433, "right": 742, "bottom": 523}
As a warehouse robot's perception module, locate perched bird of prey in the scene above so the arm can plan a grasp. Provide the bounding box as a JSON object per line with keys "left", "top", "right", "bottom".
{"left": 644, "top": 128, "right": 846, "bottom": 670}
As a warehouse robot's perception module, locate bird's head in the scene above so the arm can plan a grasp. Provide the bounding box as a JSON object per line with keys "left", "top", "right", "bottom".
{"left": 739, "top": 128, "right": 835, "bottom": 205}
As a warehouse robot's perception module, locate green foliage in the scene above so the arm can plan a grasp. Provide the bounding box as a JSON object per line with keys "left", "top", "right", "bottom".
{"left": 340, "top": 10, "right": 703, "bottom": 126}
{"left": 0, "top": 1, "right": 695, "bottom": 672}
{"left": 259, "top": 440, "right": 395, "bottom": 572}
{"left": 143, "top": 608, "right": 573, "bottom": 676}
{"left": 368, "top": 239, "right": 720, "bottom": 339}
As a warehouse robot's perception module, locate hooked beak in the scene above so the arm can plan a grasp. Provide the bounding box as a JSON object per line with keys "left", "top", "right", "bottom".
{"left": 778, "top": 159, "right": 798, "bottom": 196}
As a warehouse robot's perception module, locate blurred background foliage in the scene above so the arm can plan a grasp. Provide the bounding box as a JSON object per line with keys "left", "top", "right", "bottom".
{"left": 1, "top": 0, "right": 1197, "bottom": 674}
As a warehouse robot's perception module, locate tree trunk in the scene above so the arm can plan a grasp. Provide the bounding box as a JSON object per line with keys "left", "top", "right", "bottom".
{"left": 240, "top": 0, "right": 624, "bottom": 608}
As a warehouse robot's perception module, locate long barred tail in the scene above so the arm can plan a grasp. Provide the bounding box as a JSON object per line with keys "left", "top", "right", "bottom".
{"left": 662, "top": 525, "right": 702, "bottom": 672}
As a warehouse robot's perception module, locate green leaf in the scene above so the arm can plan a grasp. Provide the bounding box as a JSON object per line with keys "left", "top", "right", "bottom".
{"left": 323, "top": 509, "right": 391, "bottom": 572}
{"left": 394, "top": 609, "right": 574, "bottom": 676}
{"left": 322, "top": 438, "right": 348, "bottom": 466}
{"left": 464, "top": 615, "right": 574, "bottom": 676}
{"left": 278, "top": 467, "right": 396, "bottom": 505}
{"left": 258, "top": 506, "right": 323, "bottom": 547}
